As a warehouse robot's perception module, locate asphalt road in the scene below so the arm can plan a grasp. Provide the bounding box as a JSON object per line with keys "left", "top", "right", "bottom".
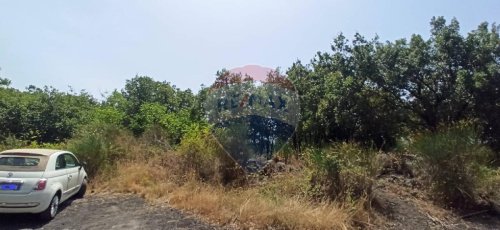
{"left": 0, "top": 194, "right": 217, "bottom": 230}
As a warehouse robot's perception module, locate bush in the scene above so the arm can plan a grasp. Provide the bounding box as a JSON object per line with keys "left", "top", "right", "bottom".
{"left": 67, "top": 123, "right": 130, "bottom": 178}
{"left": 411, "top": 123, "right": 494, "bottom": 208}
{"left": 177, "top": 124, "right": 218, "bottom": 180}
{"left": 0, "top": 136, "right": 66, "bottom": 151}
{"left": 0, "top": 136, "right": 29, "bottom": 150}
{"left": 305, "top": 143, "right": 377, "bottom": 201}
{"left": 177, "top": 124, "right": 244, "bottom": 184}
{"left": 477, "top": 167, "right": 500, "bottom": 201}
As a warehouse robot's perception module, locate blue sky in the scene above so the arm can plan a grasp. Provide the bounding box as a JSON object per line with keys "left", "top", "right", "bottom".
{"left": 0, "top": 0, "right": 499, "bottom": 98}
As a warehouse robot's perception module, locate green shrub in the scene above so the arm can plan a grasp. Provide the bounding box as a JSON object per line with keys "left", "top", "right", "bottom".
{"left": 0, "top": 136, "right": 66, "bottom": 151}
{"left": 0, "top": 136, "right": 28, "bottom": 150}
{"left": 29, "top": 142, "right": 67, "bottom": 151}
{"left": 477, "top": 167, "right": 500, "bottom": 201}
{"left": 67, "top": 123, "right": 129, "bottom": 178}
{"left": 305, "top": 142, "right": 377, "bottom": 201}
{"left": 178, "top": 124, "right": 218, "bottom": 180}
{"left": 411, "top": 123, "right": 494, "bottom": 208}
{"left": 177, "top": 123, "right": 244, "bottom": 185}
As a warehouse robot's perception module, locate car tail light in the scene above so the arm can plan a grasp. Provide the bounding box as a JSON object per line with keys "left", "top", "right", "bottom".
{"left": 34, "top": 179, "right": 47, "bottom": 191}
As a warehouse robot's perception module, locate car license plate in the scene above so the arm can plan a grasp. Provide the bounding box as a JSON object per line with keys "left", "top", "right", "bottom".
{"left": 0, "top": 183, "right": 19, "bottom": 190}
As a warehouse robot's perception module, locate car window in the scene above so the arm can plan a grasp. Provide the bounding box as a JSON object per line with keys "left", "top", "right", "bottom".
{"left": 56, "top": 154, "right": 79, "bottom": 170}
{"left": 0, "top": 157, "right": 40, "bottom": 166}
{"left": 64, "top": 154, "right": 78, "bottom": 168}
{"left": 55, "top": 155, "right": 66, "bottom": 170}
{"left": 0, "top": 156, "right": 47, "bottom": 171}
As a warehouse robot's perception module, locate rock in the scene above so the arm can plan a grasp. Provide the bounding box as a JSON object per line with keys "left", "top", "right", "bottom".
{"left": 260, "top": 158, "right": 292, "bottom": 176}
{"left": 276, "top": 162, "right": 286, "bottom": 171}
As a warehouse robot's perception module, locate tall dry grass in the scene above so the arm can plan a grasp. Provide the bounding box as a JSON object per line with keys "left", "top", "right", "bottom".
{"left": 305, "top": 143, "right": 378, "bottom": 202}
{"left": 410, "top": 123, "right": 495, "bottom": 208}
{"left": 93, "top": 156, "right": 371, "bottom": 229}
{"left": 80, "top": 124, "right": 377, "bottom": 229}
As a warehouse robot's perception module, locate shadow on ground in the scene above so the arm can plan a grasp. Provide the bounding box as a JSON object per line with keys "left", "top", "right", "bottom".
{"left": 0, "top": 194, "right": 216, "bottom": 230}
{"left": 0, "top": 198, "right": 75, "bottom": 230}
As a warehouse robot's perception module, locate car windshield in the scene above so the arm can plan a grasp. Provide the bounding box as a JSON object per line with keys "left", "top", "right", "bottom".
{"left": 0, "top": 155, "right": 48, "bottom": 171}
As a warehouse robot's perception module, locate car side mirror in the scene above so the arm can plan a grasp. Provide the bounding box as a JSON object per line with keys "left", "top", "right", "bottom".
{"left": 79, "top": 161, "right": 87, "bottom": 169}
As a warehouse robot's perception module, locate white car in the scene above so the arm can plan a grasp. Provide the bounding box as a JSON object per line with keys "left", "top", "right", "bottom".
{"left": 0, "top": 149, "right": 88, "bottom": 220}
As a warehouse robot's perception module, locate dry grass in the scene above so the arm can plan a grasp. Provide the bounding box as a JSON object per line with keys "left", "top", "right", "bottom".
{"left": 166, "top": 183, "right": 357, "bottom": 229}
{"left": 92, "top": 154, "right": 371, "bottom": 229}
{"left": 84, "top": 130, "right": 377, "bottom": 229}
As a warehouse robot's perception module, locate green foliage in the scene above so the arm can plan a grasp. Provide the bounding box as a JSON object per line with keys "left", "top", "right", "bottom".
{"left": 178, "top": 124, "right": 218, "bottom": 158}
{"left": 0, "top": 18, "right": 499, "bottom": 206}
{"left": 305, "top": 143, "right": 377, "bottom": 201}
{"left": 0, "top": 84, "right": 96, "bottom": 143}
{"left": 67, "top": 123, "right": 128, "bottom": 178}
{"left": 178, "top": 124, "right": 243, "bottom": 184}
{"left": 89, "top": 107, "right": 125, "bottom": 125}
{"left": 0, "top": 136, "right": 28, "bottom": 150}
{"left": 0, "top": 74, "right": 198, "bottom": 146}
{"left": 411, "top": 122, "right": 494, "bottom": 208}
{"left": 0, "top": 77, "right": 11, "bottom": 87}
{"left": 121, "top": 75, "right": 197, "bottom": 136}
{"left": 130, "top": 102, "right": 197, "bottom": 145}
{"left": 287, "top": 17, "right": 500, "bottom": 153}
{"left": 159, "top": 109, "right": 195, "bottom": 145}
{"left": 1, "top": 17, "right": 499, "bottom": 158}
{"left": 177, "top": 124, "right": 220, "bottom": 181}
{"left": 477, "top": 167, "right": 500, "bottom": 201}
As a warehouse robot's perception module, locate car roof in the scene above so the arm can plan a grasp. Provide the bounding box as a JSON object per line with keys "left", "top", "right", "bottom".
{"left": 0, "top": 148, "right": 65, "bottom": 156}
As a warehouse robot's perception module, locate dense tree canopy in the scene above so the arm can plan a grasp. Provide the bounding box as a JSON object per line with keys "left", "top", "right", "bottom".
{"left": 0, "top": 85, "right": 95, "bottom": 143}
{"left": 0, "top": 17, "right": 499, "bottom": 161}
{"left": 287, "top": 17, "right": 500, "bottom": 153}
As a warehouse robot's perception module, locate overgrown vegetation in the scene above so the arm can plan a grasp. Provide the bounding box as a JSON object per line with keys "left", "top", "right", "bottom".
{"left": 89, "top": 130, "right": 372, "bottom": 229}
{"left": 287, "top": 17, "right": 500, "bottom": 155}
{"left": 66, "top": 123, "right": 131, "bottom": 178}
{"left": 305, "top": 143, "right": 378, "bottom": 201}
{"left": 410, "top": 122, "right": 495, "bottom": 208}
{"left": 1, "top": 16, "right": 500, "bottom": 228}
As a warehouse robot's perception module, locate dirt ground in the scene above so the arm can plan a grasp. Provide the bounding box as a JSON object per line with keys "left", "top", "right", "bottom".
{"left": 0, "top": 179, "right": 499, "bottom": 229}
{"left": 0, "top": 194, "right": 218, "bottom": 230}
{"left": 373, "top": 175, "right": 500, "bottom": 230}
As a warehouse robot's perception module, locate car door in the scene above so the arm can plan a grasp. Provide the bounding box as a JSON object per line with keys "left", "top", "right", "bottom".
{"left": 63, "top": 154, "right": 80, "bottom": 196}
{"left": 54, "top": 154, "right": 70, "bottom": 198}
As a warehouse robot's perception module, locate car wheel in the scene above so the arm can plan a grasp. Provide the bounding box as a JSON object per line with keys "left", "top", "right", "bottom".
{"left": 75, "top": 178, "right": 87, "bottom": 199}
{"left": 40, "top": 194, "right": 59, "bottom": 220}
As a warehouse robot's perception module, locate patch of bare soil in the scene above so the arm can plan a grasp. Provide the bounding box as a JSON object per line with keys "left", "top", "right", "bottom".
{"left": 0, "top": 194, "right": 218, "bottom": 230}
{"left": 373, "top": 174, "right": 500, "bottom": 230}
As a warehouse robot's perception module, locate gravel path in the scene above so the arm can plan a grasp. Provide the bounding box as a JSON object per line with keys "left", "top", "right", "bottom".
{"left": 0, "top": 194, "right": 218, "bottom": 230}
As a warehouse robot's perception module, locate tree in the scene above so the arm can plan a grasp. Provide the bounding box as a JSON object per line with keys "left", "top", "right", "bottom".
{"left": 121, "top": 75, "right": 196, "bottom": 135}
{"left": 465, "top": 22, "right": 500, "bottom": 158}
{"left": 0, "top": 78, "right": 11, "bottom": 87}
